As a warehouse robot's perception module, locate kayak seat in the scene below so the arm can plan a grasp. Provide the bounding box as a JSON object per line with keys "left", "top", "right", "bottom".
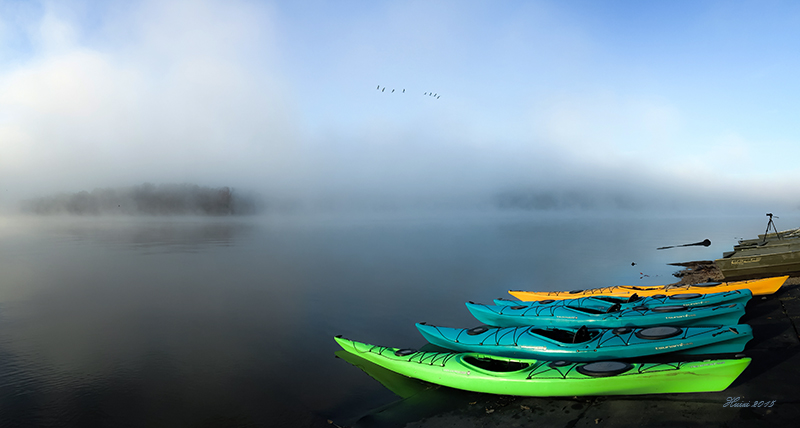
{"left": 573, "top": 325, "right": 590, "bottom": 343}
{"left": 627, "top": 293, "right": 640, "bottom": 303}
{"left": 530, "top": 328, "right": 575, "bottom": 343}
{"left": 605, "top": 303, "right": 622, "bottom": 313}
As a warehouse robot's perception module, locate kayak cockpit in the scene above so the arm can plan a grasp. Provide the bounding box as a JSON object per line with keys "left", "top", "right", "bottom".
{"left": 593, "top": 293, "right": 641, "bottom": 304}
{"left": 462, "top": 356, "right": 531, "bottom": 372}
{"left": 528, "top": 326, "right": 598, "bottom": 344}
{"left": 618, "top": 285, "right": 658, "bottom": 291}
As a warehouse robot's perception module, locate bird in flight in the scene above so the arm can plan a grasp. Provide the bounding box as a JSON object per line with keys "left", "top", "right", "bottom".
{"left": 378, "top": 86, "right": 439, "bottom": 98}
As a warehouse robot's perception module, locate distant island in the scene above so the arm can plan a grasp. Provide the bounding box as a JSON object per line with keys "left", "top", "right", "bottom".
{"left": 493, "top": 189, "right": 644, "bottom": 211}
{"left": 21, "top": 183, "right": 260, "bottom": 216}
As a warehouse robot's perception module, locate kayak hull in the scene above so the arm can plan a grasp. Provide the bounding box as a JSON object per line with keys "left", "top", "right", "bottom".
{"left": 508, "top": 276, "right": 787, "bottom": 301}
{"left": 495, "top": 289, "right": 752, "bottom": 311}
{"left": 466, "top": 302, "right": 746, "bottom": 328}
{"left": 416, "top": 323, "right": 753, "bottom": 361}
{"left": 334, "top": 336, "right": 751, "bottom": 397}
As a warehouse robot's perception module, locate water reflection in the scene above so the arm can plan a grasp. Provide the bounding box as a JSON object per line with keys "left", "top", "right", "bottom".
{"left": 21, "top": 216, "right": 254, "bottom": 254}
{"left": 333, "top": 349, "right": 483, "bottom": 428}
{"left": 0, "top": 216, "right": 336, "bottom": 427}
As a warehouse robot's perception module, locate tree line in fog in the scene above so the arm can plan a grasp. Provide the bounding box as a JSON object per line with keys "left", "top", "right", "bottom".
{"left": 21, "top": 183, "right": 260, "bottom": 215}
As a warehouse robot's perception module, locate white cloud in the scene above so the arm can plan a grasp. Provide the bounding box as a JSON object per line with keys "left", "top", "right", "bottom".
{"left": 0, "top": 0, "right": 298, "bottom": 200}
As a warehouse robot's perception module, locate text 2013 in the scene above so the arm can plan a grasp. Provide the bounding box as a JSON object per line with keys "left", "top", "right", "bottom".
{"left": 724, "top": 397, "right": 776, "bottom": 408}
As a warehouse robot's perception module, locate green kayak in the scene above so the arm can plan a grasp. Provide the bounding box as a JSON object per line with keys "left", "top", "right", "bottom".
{"left": 334, "top": 336, "right": 751, "bottom": 397}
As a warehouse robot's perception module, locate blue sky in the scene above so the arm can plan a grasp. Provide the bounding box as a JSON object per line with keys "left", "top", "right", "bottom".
{"left": 2, "top": 0, "right": 800, "bottom": 212}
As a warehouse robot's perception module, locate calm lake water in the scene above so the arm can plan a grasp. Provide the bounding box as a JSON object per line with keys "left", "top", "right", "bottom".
{"left": 0, "top": 211, "right": 796, "bottom": 427}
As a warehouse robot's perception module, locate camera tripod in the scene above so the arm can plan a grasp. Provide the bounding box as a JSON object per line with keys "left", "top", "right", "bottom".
{"left": 763, "top": 213, "right": 781, "bottom": 243}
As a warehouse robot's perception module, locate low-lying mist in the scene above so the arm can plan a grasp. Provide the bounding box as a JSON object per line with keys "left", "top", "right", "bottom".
{"left": 11, "top": 170, "right": 799, "bottom": 218}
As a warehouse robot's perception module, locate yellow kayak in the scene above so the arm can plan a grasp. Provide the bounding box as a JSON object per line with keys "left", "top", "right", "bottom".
{"left": 508, "top": 275, "right": 788, "bottom": 301}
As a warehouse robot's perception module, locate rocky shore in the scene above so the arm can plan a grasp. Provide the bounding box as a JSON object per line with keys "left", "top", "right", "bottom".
{"left": 668, "top": 261, "right": 800, "bottom": 288}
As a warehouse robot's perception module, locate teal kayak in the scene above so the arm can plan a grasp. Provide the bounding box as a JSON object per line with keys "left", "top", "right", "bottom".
{"left": 334, "top": 336, "right": 751, "bottom": 396}
{"left": 493, "top": 289, "right": 752, "bottom": 311}
{"left": 416, "top": 322, "right": 752, "bottom": 361}
{"left": 466, "top": 301, "right": 745, "bottom": 328}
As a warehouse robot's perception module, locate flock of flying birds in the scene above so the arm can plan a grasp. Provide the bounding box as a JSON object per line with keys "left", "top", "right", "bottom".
{"left": 377, "top": 85, "right": 441, "bottom": 99}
